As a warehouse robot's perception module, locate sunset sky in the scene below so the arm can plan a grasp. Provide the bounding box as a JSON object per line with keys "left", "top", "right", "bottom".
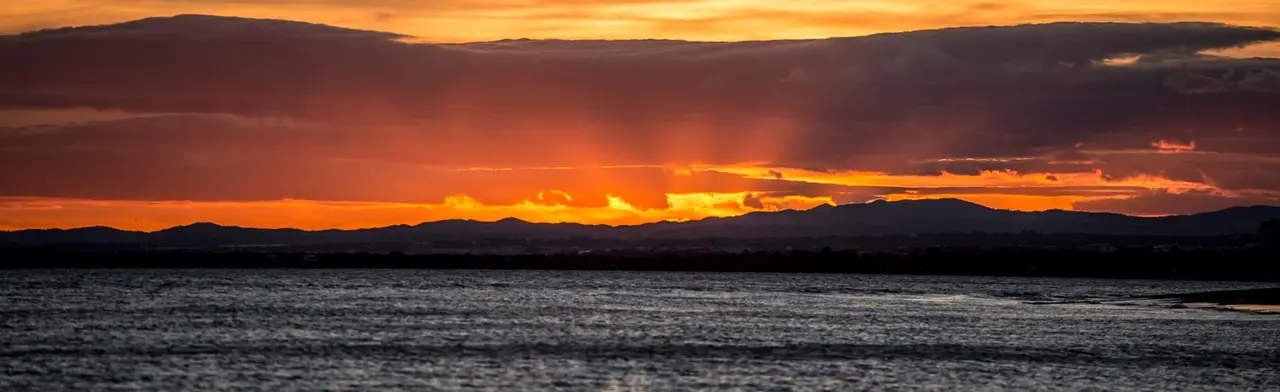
{"left": 2, "top": 1, "right": 1280, "bottom": 230}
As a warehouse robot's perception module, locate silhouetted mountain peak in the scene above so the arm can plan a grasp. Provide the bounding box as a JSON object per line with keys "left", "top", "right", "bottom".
{"left": 74, "top": 226, "right": 133, "bottom": 233}
{"left": 4, "top": 200, "right": 1280, "bottom": 247}
{"left": 893, "top": 198, "right": 987, "bottom": 208}
{"left": 18, "top": 14, "right": 406, "bottom": 41}
{"left": 827, "top": 198, "right": 993, "bottom": 216}
{"left": 172, "top": 222, "right": 224, "bottom": 228}
{"left": 155, "top": 222, "right": 233, "bottom": 234}
{"left": 808, "top": 203, "right": 837, "bottom": 211}
{"left": 496, "top": 217, "right": 531, "bottom": 225}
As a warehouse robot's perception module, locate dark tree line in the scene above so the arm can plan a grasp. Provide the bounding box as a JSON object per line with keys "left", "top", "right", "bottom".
{"left": 3, "top": 222, "right": 1278, "bottom": 282}
{"left": 1261, "top": 219, "right": 1280, "bottom": 251}
{"left": 4, "top": 245, "right": 1278, "bottom": 282}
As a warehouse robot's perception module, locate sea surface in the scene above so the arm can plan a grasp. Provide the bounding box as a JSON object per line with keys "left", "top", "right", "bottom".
{"left": 2, "top": 270, "right": 1278, "bottom": 391}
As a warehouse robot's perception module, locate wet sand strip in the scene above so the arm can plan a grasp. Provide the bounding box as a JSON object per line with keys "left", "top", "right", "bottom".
{"left": 1148, "top": 287, "right": 1280, "bottom": 313}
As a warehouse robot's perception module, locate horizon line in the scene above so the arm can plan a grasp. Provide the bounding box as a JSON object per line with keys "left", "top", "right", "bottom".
{"left": 10, "top": 14, "right": 1275, "bottom": 45}
{"left": 4, "top": 198, "right": 1273, "bottom": 233}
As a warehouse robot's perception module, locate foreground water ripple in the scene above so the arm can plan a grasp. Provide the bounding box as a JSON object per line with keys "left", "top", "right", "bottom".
{"left": 2, "top": 270, "right": 1277, "bottom": 391}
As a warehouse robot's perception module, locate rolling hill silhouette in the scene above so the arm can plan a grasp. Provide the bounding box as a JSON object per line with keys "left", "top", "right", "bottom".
{"left": 4, "top": 199, "right": 1279, "bottom": 247}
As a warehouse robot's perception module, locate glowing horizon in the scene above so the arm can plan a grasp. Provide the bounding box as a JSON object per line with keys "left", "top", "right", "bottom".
{"left": 5, "top": 1, "right": 1280, "bottom": 43}
{"left": 0, "top": 162, "right": 1259, "bottom": 231}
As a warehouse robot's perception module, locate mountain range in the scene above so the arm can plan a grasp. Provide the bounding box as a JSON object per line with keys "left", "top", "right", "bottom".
{"left": 4, "top": 199, "right": 1279, "bottom": 247}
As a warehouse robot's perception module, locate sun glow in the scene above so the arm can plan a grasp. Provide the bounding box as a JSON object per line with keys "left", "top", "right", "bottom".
{"left": 0, "top": 191, "right": 838, "bottom": 231}
{"left": 0, "top": 161, "right": 1225, "bottom": 230}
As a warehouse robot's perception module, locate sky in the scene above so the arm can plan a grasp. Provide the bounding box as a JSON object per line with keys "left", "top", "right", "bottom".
{"left": 4, "top": 0, "right": 1280, "bottom": 43}
{"left": 1, "top": 1, "right": 1279, "bottom": 230}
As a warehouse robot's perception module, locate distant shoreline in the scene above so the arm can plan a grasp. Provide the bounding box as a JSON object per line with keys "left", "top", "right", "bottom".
{"left": 1150, "top": 288, "right": 1280, "bottom": 313}
{"left": 5, "top": 247, "right": 1278, "bottom": 283}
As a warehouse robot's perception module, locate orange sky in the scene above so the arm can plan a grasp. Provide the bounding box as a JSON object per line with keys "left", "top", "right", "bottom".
{"left": 4, "top": 0, "right": 1280, "bottom": 42}
{"left": 2, "top": 3, "right": 1280, "bottom": 230}
{"left": 0, "top": 163, "right": 1233, "bottom": 231}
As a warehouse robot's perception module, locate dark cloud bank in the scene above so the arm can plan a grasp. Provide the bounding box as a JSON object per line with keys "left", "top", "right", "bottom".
{"left": 2, "top": 15, "right": 1280, "bottom": 214}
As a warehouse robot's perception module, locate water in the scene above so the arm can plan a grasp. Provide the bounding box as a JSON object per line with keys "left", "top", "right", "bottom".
{"left": 2, "top": 270, "right": 1278, "bottom": 391}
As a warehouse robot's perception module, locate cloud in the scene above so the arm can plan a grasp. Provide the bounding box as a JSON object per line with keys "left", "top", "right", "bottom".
{"left": 1165, "top": 71, "right": 1229, "bottom": 93}
{"left": 1073, "top": 189, "right": 1280, "bottom": 215}
{"left": 1164, "top": 66, "right": 1280, "bottom": 93}
{"left": 742, "top": 193, "right": 765, "bottom": 209}
{"left": 2, "top": 16, "right": 1280, "bottom": 223}
{"left": 1151, "top": 139, "right": 1196, "bottom": 152}
{"left": 1238, "top": 69, "right": 1280, "bottom": 92}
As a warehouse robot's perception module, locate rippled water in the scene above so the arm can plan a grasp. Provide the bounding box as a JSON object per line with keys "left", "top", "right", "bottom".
{"left": 2, "top": 270, "right": 1278, "bottom": 390}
